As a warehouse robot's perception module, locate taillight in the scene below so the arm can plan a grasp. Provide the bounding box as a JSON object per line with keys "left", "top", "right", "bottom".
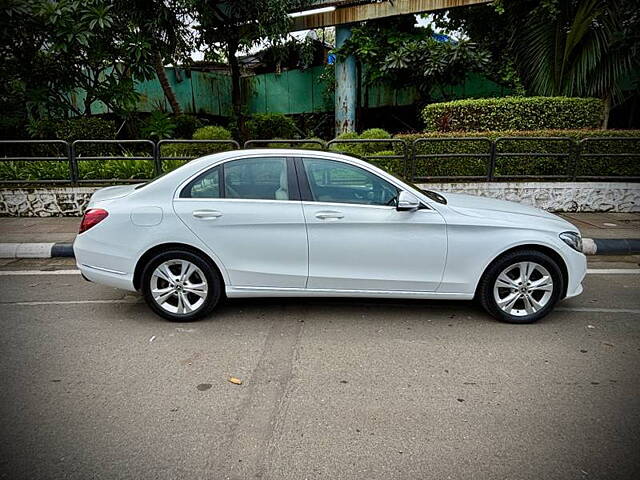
{"left": 79, "top": 208, "right": 109, "bottom": 234}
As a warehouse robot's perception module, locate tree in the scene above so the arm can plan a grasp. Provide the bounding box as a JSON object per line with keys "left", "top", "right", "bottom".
{"left": 431, "top": 4, "right": 523, "bottom": 92}
{"left": 190, "top": 0, "right": 306, "bottom": 135}
{"left": 124, "top": 0, "right": 194, "bottom": 114}
{"left": 336, "top": 17, "right": 491, "bottom": 103}
{"left": 501, "top": 0, "right": 639, "bottom": 127}
{"left": 1, "top": 0, "right": 159, "bottom": 119}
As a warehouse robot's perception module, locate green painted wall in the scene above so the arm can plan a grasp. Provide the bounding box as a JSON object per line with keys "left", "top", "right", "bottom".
{"left": 74, "top": 67, "right": 511, "bottom": 116}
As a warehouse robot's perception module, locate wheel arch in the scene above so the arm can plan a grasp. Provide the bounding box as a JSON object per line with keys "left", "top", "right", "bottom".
{"left": 133, "top": 242, "right": 226, "bottom": 291}
{"left": 474, "top": 244, "right": 569, "bottom": 299}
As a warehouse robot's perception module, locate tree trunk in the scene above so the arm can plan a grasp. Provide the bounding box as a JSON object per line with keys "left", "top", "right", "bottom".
{"left": 84, "top": 97, "right": 92, "bottom": 116}
{"left": 228, "top": 41, "right": 245, "bottom": 138}
{"left": 602, "top": 95, "right": 611, "bottom": 129}
{"left": 154, "top": 53, "right": 182, "bottom": 114}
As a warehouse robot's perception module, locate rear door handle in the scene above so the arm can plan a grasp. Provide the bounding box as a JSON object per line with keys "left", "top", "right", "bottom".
{"left": 315, "top": 211, "right": 344, "bottom": 220}
{"left": 192, "top": 209, "right": 223, "bottom": 220}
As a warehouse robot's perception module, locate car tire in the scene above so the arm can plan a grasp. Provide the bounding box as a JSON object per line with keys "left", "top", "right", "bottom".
{"left": 478, "top": 249, "right": 564, "bottom": 324}
{"left": 141, "top": 249, "right": 222, "bottom": 322}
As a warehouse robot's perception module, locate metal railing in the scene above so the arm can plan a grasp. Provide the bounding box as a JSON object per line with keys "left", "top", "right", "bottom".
{"left": 71, "top": 140, "right": 157, "bottom": 183}
{"left": 244, "top": 139, "right": 325, "bottom": 149}
{"left": 0, "top": 140, "right": 71, "bottom": 185}
{"left": 575, "top": 137, "right": 640, "bottom": 181}
{"left": 0, "top": 136, "right": 638, "bottom": 185}
{"left": 412, "top": 137, "right": 493, "bottom": 182}
{"left": 158, "top": 139, "right": 240, "bottom": 173}
{"left": 327, "top": 138, "right": 410, "bottom": 179}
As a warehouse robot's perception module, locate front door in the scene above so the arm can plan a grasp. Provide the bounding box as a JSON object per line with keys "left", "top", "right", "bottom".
{"left": 298, "top": 157, "right": 447, "bottom": 291}
{"left": 174, "top": 156, "right": 308, "bottom": 288}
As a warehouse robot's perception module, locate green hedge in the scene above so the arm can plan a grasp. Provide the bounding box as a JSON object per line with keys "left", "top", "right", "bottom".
{"left": 395, "top": 129, "right": 640, "bottom": 179}
{"left": 158, "top": 126, "right": 235, "bottom": 172}
{"left": 423, "top": 97, "right": 604, "bottom": 132}
{"left": 326, "top": 129, "right": 405, "bottom": 176}
{"left": 246, "top": 113, "right": 297, "bottom": 140}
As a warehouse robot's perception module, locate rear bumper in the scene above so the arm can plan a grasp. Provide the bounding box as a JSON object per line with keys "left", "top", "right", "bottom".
{"left": 76, "top": 263, "right": 136, "bottom": 291}
{"left": 74, "top": 234, "right": 136, "bottom": 292}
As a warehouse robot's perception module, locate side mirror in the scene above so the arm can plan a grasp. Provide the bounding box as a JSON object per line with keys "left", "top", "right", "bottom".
{"left": 396, "top": 190, "right": 420, "bottom": 211}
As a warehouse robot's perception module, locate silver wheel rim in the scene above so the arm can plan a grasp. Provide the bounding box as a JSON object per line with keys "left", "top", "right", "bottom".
{"left": 493, "top": 261, "right": 554, "bottom": 317}
{"left": 150, "top": 260, "right": 208, "bottom": 315}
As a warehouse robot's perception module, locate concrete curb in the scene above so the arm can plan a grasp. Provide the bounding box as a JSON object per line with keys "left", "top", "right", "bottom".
{"left": 1, "top": 238, "right": 639, "bottom": 259}
{"left": 0, "top": 242, "right": 74, "bottom": 259}
{"left": 587, "top": 238, "right": 640, "bottom": 256}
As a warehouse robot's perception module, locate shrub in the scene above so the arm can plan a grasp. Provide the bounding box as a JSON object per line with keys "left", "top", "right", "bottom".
{"left": 246, "top": 113, "right": 297, "bottom": 140}
{"left": 192, "top": 125, "right": 232, "bottom": 141}
{"left": 173, "top": 115, "right": 203, "bottom": 139}
{"left": 159, "top": 125, "right": 235, "bottom": 170}
{"left": 422, "top": 97, "right": 604, "bottom": 132}
{"left": 262, "top": 138, "right": 325, "bottom": 150}
{"left": 394, "top": 129, "right": 640, "bottom": 179}
{"left": 25, "top": 117, "right": 117, "bottom": 158}
{"left": 329, "top": 129, "right": 394, "bottom": 156}
{"left": 359, "top": 128, "right": 392, "bottom": 153}
{"left": 53, "top": 117, "right": 116, "bottom": 141}
{"left": 141, "top": 112, "right": 176, "bottom": 141}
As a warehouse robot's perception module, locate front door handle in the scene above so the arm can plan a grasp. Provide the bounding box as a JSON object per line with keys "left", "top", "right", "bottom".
{"left": 315, "top": 211, "right": 344, "bottom": 220}
{"left": 192, "top": 209, "right": 223, "bottom": 220}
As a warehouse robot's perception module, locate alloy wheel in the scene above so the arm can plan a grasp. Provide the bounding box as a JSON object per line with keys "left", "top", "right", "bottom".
{"left": 493, "top": 261, "right": 554, "bottom": 317}
{"left": 150, "top": 259, "right": 208, "bottom": 315}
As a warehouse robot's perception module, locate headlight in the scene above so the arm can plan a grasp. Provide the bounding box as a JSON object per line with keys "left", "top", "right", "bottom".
{"left": 560, "top": 231, "right": 583, "bottom": 252}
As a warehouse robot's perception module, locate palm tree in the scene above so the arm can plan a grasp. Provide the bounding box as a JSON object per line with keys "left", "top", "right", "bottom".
{"left": 507, "top": 0, "right": 638, "bottom": 127}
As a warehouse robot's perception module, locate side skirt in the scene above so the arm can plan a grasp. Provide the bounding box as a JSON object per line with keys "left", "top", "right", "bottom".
{"left": 225, "top": 286, "right": 474, "bottom": 300}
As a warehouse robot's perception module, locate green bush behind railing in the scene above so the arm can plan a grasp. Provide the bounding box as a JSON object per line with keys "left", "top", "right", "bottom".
{"left": 395, "top": 129, "right": 640, "bottom": 179}
{"left": 422, "top": 97, "right": 604, "bottom": 132}
{"left": 1, "top": 129, "right": 638, "bottom": 182}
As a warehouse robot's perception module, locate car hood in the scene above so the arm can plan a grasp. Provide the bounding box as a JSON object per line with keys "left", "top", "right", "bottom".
{"left": 437, "top": 192, "right": 576, "bottom": 230}
{"left": 89, "top": 184, "right": 140, "bottom": 206}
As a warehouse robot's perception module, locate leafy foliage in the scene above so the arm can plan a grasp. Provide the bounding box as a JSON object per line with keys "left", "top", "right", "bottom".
{"left": 422, "top": 97, "right": 604, "bottom": 132}
{"left": 336, "top": 17, "right": 491, "bottom": 101}
{"left": 190, "top": 0, "right": 308, "bottom": 133}
{"left": 246, "top": 114, "right": 298, "bottom": 140}
{"left": 500, "top": 0, "right": 639, "bottom": 109}
{"left": 395, "top": 129, "right": 640, "bottom": 178}
{"left": 159, "top": 125, "right": 234, "bottom": 166}
{"left": 141, "top": 112, "right": 177, "bottom": 141}
{"left": 173, "top": 115, "right": 203, "bottom": 139}
{"left": 27, "top": 117, "right": 116, "bottom": 141}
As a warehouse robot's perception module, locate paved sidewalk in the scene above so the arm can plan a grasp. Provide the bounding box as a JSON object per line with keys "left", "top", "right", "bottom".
{"left": 1, "top": 213, "right": 639, "bottom": 244}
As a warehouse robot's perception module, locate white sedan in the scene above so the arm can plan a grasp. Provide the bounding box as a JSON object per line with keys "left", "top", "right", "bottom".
{"left": 74, "top": 149, "right": 586, "bottom": 324}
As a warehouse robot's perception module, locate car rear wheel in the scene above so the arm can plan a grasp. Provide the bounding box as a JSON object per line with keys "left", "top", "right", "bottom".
{"left": 478, "top": 250, "right": 564, "bottom": 324}
{"left": 141, "top": 250, "right": 221, "bottom": 322}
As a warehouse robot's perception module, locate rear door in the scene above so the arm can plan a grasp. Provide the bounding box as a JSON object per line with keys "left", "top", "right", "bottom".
{"left": 173, "top": 156, "right": 308, "bottom": 288}
{"left": 297, "top": 157, "right": 447, "bottom": 292}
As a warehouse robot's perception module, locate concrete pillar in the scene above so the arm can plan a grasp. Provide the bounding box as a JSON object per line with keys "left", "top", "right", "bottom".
{"left": 335, "top": 24, "right": 357, "bottom": 135}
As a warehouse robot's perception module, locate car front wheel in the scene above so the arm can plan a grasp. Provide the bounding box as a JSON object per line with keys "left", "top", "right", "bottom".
{"left": 478, "top": 250, "right": 564, "bottom": 324}
{"left": 141, "top": 249, "right": 222, "bottom": 322}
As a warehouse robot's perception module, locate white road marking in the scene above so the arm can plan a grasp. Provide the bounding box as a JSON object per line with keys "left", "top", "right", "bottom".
{"left": 586, "top": 268, "right": 640, "bottom": 274}
{"left": 0, "top": 299, "right": 637, "bottom": 315}
{"left": 0, "top": 269, "right": 80, "bottom": 276}
{"left": 0, "top": 299, "right": 141, "bottom": 306}
{"left": 557, "top": 307, "right": 640, "bottom": 314}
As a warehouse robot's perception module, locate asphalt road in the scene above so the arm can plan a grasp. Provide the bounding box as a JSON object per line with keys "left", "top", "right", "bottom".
{"left": 0, "top": 263, "right": 639, "bottom": 480}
